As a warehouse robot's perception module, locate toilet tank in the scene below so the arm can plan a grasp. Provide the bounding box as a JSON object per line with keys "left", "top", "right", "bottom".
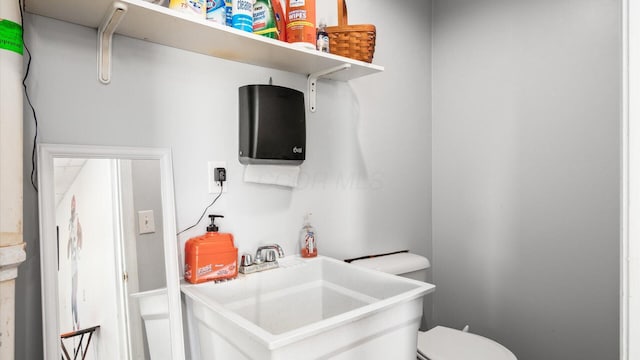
{"left": 350, "top": 252, "right": 431, "bottom": 282}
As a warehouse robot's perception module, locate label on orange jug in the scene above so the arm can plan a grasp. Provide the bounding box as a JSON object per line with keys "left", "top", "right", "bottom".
{"left": 286, "top": 0, "right": 316, "bottom": 48}
{"left": 186, "top": 261, "right": 237, "bottom": 283}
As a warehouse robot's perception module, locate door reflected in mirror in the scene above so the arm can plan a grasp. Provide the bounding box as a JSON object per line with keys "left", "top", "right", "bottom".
{"left": 38, "top": 145, "right": 185, "bottom": 360}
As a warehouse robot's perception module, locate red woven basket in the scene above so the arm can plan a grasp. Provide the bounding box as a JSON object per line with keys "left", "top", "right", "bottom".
{"left": 325, "top": 0, "right": 376, "bottom": 63}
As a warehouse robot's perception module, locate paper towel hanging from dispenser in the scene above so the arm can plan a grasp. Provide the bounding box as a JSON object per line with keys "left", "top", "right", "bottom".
{"left": 238, "top": 84, "right": 305, "bottom": 165}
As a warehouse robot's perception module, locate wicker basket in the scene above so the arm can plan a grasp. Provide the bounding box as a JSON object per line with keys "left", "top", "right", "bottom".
{"left": 325, "top": 0, "right": 376, "bottom": 63}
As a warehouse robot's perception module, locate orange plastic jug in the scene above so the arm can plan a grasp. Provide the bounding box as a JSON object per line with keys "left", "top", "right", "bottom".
{"left": 184, "top": 215, "right": 238, "bottom": 283}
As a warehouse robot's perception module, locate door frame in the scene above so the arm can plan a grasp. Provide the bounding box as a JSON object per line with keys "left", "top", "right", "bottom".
{"left": 621, "top": 0, "right": 638, "bottom": 359}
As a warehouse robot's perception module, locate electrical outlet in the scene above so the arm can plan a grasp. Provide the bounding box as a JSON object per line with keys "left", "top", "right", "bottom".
{"left": 215, "top": 167, "right": 226, "bottom": 182}
{"left": 208, "top": 161, "right": 228, "bottom": 193}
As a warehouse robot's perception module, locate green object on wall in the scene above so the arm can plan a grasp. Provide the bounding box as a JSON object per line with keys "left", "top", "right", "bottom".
{"left": 0, "top": 19, "right": 23, "bottom": 55}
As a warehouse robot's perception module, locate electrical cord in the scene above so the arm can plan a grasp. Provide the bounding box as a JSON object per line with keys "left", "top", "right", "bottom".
{"left": 19, "top": 0, "right": 39, "bottom": 192}
{"left": 177, "top": 182, "right": 224, "bottom": 236}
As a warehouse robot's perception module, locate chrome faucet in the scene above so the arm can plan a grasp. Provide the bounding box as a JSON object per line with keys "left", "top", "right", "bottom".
{"left": 254, "top": 244, "right": 285, "bottom": 264}
{"left": 239, "top": 244, "right": 285, "bottom": 275}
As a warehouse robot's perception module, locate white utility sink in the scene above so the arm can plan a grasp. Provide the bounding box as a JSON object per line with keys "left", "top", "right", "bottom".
{"left": 181, "top": 255, "right": 435, "bottom": 360}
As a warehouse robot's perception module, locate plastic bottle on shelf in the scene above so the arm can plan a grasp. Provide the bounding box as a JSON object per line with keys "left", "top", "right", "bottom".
{"left": 224, "top": 0, "right": 233, "bottom": 26}
{"left": 299, "top": 213, "right": 317, "bottom": 258}
{"left": 206, "top": 0, "right": 226, "bottom": 24}
{"left": 253, "top": 0, "right": 278, "bottom": 39}
{"left": 232, "top": 0, "right": 255, "bottom": 32}
{"left": 316, "top": 20, "right": 329, "bottom": 53}
{"left": 271, "top": 0, "right": 286, "bottom": 41}
{"left": 169, "top": 0, "right": 206, "bottom": 18}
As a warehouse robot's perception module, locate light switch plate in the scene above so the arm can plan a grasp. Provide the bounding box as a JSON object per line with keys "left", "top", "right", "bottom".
{"left": 138, "top": 210, "right": 155, "bottom": 234}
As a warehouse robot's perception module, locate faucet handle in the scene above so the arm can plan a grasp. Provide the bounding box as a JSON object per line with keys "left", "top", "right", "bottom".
{"left": 265, "top": 250, "right": 276, "bottom": 262}
{"left": 240, "top": 253, "right": 253, "bottom": 267}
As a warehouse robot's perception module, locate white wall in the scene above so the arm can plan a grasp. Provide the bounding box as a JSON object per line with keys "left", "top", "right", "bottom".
{"left": 55, "top": 159, "right": 122, "bottom": 360}
{"left": 16, "top": 1, "right": 433, "bottom": 358}
{"left": 432, "top": 0, "right": 620, "bottom": 359}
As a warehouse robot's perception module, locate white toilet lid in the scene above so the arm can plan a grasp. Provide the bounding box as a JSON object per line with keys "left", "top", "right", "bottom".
{"left": 350, "top": 252, "right": 430, "bottom": 275}
{"left": 417, "top": 326, "right": 517, "bottom": 360}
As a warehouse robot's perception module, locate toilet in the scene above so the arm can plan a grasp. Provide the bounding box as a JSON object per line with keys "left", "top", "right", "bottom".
{"left": 350, "top": 252, "right": 517, "bottom": 360}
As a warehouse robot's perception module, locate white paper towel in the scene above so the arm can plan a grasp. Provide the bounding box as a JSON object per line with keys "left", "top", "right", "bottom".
{"left": 243, "top": 165, "right": 301, "bottom": 188}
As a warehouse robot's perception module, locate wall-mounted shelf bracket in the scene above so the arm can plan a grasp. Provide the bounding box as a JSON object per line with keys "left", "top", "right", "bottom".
{"left": 98, "top": 2, "right": 128, "bottom": 84}
{"left": 307, "top": 63, "right": 352, "bottom": 112}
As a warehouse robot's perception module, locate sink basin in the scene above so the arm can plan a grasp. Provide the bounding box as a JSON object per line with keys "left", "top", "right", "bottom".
{"left": 181, "top": 255, "right": 434, "bottom": 360}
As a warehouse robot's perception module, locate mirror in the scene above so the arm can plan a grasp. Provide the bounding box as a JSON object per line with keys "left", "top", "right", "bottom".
{"left": 37, "top": 144, "right": 185, "bottom": 360}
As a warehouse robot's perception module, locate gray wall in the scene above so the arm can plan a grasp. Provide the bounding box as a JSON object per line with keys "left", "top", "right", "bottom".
{"left": 432, "top": 0, "right": 620, "bottom": 359}
{"left": 131, "top": 160, "right": 167, "bottom": 292}
{"left": 17, "top": 1, "right": 432, "bottom": 358}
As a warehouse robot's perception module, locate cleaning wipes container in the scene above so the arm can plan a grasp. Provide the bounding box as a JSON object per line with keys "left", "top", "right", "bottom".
{"left": 286, "top": 0, "right": 316, "bottom": 48}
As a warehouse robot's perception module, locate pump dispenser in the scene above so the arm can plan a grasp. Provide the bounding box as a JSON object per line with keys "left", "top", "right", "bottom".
{"left": 184, "top": 215, "right": 238, "bottom": 283}
{"left": 207, "top": 214, "right": 221, "bottom": 232}
{"left": 299, "top": 213, "right": 317, "bottom": 258}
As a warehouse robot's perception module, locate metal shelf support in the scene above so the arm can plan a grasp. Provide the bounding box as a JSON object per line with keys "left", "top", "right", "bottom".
{"left": 307, "top": 64, "right": 352, "bottom": 112}
{"left": 98, "top": 2, "right": 128, "bottom": 84}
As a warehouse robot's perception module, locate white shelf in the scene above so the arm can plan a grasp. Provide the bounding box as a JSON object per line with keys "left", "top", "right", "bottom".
{"left": 25, "top": 0, "right": 384, "bottom": 81}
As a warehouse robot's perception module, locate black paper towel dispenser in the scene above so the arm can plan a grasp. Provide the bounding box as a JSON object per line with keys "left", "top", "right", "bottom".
{"left": 239, "top": 85, "right": 305, "bottom": 165}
